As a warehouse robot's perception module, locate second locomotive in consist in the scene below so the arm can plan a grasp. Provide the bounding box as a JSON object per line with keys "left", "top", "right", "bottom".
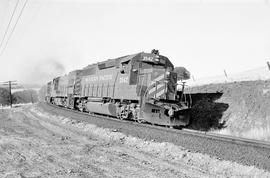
{"left": 46, "top": 50, "right": 190, "bottom": 127}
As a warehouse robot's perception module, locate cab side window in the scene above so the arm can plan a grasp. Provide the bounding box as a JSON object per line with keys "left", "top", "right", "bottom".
{"left": 120, "top": 60, "right": 130, "bottom": 74}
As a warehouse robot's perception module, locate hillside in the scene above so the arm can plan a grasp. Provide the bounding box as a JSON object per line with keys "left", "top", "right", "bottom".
{"left": 187, "top": 79, "right": 270, "bottom": 141}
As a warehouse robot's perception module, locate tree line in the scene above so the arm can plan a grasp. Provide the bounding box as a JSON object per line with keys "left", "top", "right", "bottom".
{"left": 0, "top": 88, "right": 38, "bottom": 106}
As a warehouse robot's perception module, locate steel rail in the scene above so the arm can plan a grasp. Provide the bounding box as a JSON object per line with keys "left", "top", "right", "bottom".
{"left": 45, "top": 102, "right": 270, "bottom": 150}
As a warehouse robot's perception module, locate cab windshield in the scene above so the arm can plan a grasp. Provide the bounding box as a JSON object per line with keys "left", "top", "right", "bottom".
{"left": 141, "top": 61, "right": 165, "bottom": 69}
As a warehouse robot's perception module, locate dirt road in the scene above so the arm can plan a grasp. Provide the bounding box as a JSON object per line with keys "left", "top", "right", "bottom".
{"left": 0, "top": 104, "right": 269, "bottom": 178}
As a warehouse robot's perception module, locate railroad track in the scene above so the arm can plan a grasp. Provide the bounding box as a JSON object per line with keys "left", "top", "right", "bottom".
{"left": 39, "top": 102, "right": 270, "bottom": 171}
{"left": 45, "top": 102, "right": 270, "bottom": 150}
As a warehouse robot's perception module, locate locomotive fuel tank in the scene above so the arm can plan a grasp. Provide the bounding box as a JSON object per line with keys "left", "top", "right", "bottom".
{"left": 85, "top": 102, "right": 117, "bottom": 116}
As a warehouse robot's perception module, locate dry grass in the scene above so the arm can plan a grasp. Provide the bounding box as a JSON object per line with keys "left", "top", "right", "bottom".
{"left": 243, "top": 125, "right": 270, "bottom": 141}
{"left": 213, "top": 125, "right": 270, "bottom": 142}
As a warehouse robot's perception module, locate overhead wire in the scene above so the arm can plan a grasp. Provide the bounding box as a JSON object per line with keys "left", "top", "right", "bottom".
{"left": 0, "top": 0, "right": 28, "bottom": 56}
{"left": 0, "top": 0, "right": 20, "bottom": 52}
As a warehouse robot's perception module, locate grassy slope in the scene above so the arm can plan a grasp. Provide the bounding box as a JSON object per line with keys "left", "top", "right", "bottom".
{"left": 187, "top": 80, "right": 270, "bottom": 141}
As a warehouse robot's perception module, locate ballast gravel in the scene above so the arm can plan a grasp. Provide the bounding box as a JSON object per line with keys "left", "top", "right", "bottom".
{"left": 39, "top": 102, "right": 270, "bottom": 172}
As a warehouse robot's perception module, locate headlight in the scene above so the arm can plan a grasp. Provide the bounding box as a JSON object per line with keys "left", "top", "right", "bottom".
{"left": 154, "top": 55, "right": 159, "bottom": 62}
{"left": 168, "top": 108, "right": 174, "bottom": 117}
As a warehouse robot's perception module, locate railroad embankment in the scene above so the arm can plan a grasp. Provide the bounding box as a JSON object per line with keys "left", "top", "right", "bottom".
{"left": 0, "top": 104, "right": 269, "bottom": 177}
{"left": 187, "top": 80, "right": 270, "bottom": 141}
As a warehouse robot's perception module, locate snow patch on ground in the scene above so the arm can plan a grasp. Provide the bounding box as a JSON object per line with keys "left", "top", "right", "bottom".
{"left": 32, "top": 106, "right": 270, "bottom": 177}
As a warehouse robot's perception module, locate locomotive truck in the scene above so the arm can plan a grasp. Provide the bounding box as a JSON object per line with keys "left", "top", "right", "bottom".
{"left": 46, "top": 50, "right": 191, "bottom": 127}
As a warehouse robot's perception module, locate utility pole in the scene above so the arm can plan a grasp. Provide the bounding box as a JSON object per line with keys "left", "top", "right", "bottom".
{"left": 223, "top": 69, "right": 228, "bottom": 78}
{"left": 192, "top": 75, "right": 195, "bottom": 82}
{"left": 223, "top": 69, "right": 228, "bottom": 83}
{"left": 1, "top": 80, "right": 17, "bottom": 108}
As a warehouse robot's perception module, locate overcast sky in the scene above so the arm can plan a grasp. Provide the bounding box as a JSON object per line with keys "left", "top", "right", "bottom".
{"left": 0, "top": 0, "right": 269, "bottom": 85}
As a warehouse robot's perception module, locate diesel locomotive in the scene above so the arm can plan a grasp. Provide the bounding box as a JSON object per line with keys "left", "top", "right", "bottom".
{"left": 46, "top": 50, "right": 191, "bottom": 127}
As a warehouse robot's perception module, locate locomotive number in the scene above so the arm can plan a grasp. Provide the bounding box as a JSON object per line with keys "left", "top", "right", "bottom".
{"left": 143, "top": 56, "right": 154, "bottom": 62}
{"left": 119, "top": 76, "right": 129, "bottom": 83}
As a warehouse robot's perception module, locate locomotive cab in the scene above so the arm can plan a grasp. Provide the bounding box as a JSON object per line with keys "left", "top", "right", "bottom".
{"left": 137, "top": 52, "right": 177, "bottom": 101}
{"left": 135, "top": 51, "right": 190, "bottom": 127}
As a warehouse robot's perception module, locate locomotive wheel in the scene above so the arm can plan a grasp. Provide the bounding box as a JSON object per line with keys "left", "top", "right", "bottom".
{"left": 119, "top": 115, "right": 124, "bottom": 120}
{"left": 116, "top": 114, "right": 123, "bottom": 120}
